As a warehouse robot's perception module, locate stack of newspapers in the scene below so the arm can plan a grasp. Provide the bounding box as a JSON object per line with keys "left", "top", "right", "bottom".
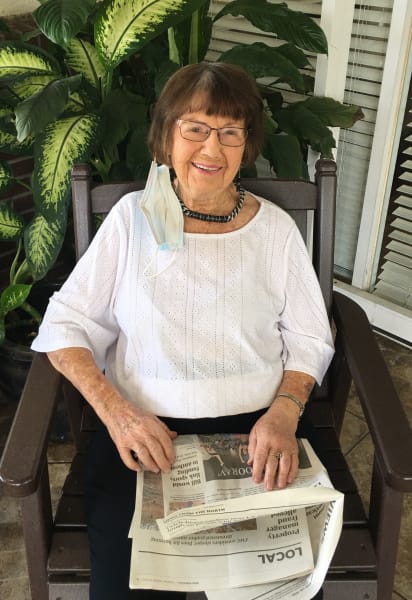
{"left": 129, "top": 434, "right": 343, "bottom": 600}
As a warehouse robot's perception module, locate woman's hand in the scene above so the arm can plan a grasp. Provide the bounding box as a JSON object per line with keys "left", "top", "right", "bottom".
{"left": 248, "top": 370, "right": 315, "bottom": 490}
{"left": 248, "top": 403, "right": 299, "bottom": 490}
{"left": 104, "top": 398, "right": 177, "bottom": 473}
{"left": 47, "top": 347, "right": 177, "bottom": 473}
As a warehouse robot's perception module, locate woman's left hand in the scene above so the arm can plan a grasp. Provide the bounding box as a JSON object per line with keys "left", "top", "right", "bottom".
{"left": 248, "top": 403, "right": 300, "bottom": 491}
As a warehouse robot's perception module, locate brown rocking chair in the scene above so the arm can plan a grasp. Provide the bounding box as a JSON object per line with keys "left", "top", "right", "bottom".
{"left": 1, "top": 159, "right": 411, "bottom": 600}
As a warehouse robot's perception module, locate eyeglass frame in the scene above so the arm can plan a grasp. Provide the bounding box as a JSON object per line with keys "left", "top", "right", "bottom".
{"left": 176, "top": 119, "right": 250, "bottom": 147}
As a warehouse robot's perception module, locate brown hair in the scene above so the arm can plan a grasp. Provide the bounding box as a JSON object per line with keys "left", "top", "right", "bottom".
{"left": 147, "top": 62, "right": 264, "bottom": 166}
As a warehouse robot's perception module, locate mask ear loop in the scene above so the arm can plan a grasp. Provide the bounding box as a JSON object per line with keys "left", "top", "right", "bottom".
{"left": 143, "top": 246, "right": 178, "bottom": 279}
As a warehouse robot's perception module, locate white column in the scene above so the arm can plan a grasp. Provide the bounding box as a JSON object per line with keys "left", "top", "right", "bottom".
{"left": 308, "top": 0, "right": 355, "bottom": 175}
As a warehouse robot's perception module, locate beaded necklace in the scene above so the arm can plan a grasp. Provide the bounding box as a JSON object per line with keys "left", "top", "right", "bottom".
{"left": 178, "top": 185, "right": 245, "bottom": 223}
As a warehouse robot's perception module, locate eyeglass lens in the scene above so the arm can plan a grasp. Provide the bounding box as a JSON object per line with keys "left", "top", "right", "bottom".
{"left": 178, "top": 120, "right": 247, "bottom": 146}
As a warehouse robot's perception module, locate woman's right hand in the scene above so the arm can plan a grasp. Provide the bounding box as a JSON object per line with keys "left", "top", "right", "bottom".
{"left": 104, "top": 397, "right": 177, "bottom": 473}
{"left": 47, "top": 347, "right": 177, "bottom": 473}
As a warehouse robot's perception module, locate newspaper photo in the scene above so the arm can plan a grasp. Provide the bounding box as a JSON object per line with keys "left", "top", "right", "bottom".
{"left": 129, "top": 434, "right": 343, "bottom": 599}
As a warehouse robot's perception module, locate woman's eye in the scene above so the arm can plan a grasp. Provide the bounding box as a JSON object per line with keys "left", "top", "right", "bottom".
{"left": 224, "top": 129, "right": 240, "bottom": 137}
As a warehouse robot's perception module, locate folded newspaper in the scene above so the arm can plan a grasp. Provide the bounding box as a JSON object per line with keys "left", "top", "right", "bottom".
{"left": 129, "top": 434, "right": 344, "bottom": 599}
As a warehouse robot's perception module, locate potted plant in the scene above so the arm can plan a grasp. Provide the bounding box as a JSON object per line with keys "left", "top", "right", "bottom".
{"left": 0, "top": 0, "right": 363, "bottom": 351}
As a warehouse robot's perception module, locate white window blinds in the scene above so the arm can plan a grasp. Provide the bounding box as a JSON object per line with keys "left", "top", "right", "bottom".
{"left": 334, "top": 0, "right": 393, "bottom": 279}
{"left": 373, "top": 71, "right": 412, "bottom": 308}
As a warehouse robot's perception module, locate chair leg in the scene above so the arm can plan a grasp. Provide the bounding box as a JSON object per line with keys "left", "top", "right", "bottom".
{"left": 369, "top": 456, "right": 403, "bottom": 600}
{"left": 21, "top": 461, "right": 53, "bottom": 600}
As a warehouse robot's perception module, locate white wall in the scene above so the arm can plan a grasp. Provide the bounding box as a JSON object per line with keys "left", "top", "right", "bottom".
{"left": 0, "top": 1, "right": 39, "bottom": 17}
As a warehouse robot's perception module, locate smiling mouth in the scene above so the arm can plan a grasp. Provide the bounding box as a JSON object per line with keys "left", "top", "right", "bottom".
{"left": 192, "top": 162, "right": 221, "bottom": 172}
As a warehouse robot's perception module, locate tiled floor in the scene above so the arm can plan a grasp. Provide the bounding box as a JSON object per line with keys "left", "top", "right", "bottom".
{"left": 0, "top": 333, "right": 411, "bottom": 599}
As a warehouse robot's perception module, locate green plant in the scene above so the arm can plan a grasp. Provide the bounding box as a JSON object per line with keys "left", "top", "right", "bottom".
{"left": 0, "top": 0, "right": 363, "bottom": 344}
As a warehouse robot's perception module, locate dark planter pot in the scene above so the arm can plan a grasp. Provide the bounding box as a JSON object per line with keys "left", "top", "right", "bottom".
{"left": 0, "top": 339, "right": 33, "bottom": 405}
{"left": 0, "top": 282, "right": 71, "bottom": 443}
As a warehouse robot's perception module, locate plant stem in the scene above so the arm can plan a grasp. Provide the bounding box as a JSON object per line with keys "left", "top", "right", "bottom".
{"left": 188, "top": 10, "right": 199, "bottom": 64}
{"left": 19, "top": 301, "right": 42, "bottom": 325}
{"left": 13, "top": 259, "right": 32, "bottom": 285}
{"left": 102, "top": 69, "right": 113, "bottom": 98}
{"left": 9, "top": 239, "right": 23, "bottom": 283}
{"left": 168, "top": 27, "right": 180, "bottom": 65}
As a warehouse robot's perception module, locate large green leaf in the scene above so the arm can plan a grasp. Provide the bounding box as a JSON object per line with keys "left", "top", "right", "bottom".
{"left": 100, "top": 89, "right": 147, "bottom": 162}
{"left": 33, "top": 0, "right": 96, "bottom": 47}
{"left": 95, "top": 0, "right": 209, "bottom": 70}
{"left": 154, "top": 60, "right": 180, "bottom": 97}
{"left": 126, "top": 122, "right": 151, "bottom": 178}
{"left": 33, "top": 113, "right": 101, "bottom": 219}
{"left": 219, "top": 43, "right": 305, "bottom": 92}
{"left": 276, "top": 43, "right": 310, "bottom": 69}
{"left": 214, "top": 0, "right": 328, "bottom": 54}
{"left": 298, "top": 96, "right": 364, "bottom": 128}
{"left": 24, "top": 213, "right": 66, "bottom": 280}
{"left": 0, "top": 283, "right": 32, "bottom": 314}
{"left": 66, "top": 38, "right": 106, "bottom": 88}
{"left": 275, "top": 104, "right": 335, "bottom": 157}
{"left": 0, "top": 42, "right": 60, "bottom": 79}
{"left": 0, "top": 162, "right": 13, "bottom": 195}
{"left": 15, "top": 74, "right": 83, "bottom": 142}
{"left": 263, "top": 133, "right": 308, "bottom": 179}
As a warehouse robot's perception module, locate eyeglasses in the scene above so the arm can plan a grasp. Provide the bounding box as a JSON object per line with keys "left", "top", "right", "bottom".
{"left": 176, "top": 119, "right": 249, "bottom": 147}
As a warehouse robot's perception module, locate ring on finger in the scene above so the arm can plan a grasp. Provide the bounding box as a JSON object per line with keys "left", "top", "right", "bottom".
{"left": 268, "top": 451, "right": 283, "bottom": 460}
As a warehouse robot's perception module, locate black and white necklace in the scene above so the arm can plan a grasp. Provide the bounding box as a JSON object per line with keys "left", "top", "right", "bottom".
{"left": 178, "top": 186, "right": 245, "bottom": 223}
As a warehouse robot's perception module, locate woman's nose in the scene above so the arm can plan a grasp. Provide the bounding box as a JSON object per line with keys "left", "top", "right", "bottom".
{"left": 201, "top": 129, "right": 222, "bottom": 154}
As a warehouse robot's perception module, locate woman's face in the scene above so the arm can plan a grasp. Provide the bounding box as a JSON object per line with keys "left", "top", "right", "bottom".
{"left": 169, "top": 109, "right": 245, "bottom": 202}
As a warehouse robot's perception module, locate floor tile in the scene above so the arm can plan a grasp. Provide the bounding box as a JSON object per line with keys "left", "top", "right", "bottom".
{"left": 0, "top": 577, "right": 31, "bottom": 600}
{"left": 339, "top": 409, "right": 368, "bottom": 455}
{"left": 0, "top": 522, "right": 24, "bottom": 552}
{"left": 0, "top": 549, "right": 27, "bottom": 580}
{"left": 394, "top": 493, "right": 412, "bottom": 600}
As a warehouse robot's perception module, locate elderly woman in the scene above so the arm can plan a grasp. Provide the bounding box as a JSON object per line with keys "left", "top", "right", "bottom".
{"left": 32, "top": 62, "right": 333, "bottom": 599}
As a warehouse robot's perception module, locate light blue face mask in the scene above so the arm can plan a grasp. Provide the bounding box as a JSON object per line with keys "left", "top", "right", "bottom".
{"left": 140, "top": 161, "right": 184, "bottom": 251}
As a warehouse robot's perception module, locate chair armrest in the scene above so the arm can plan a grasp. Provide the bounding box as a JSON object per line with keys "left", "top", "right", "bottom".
{"left": 332, "top": 291, "right": 412, "bottom": 492}
{"left": 0, "top": 352, "right": 62, "bottom": 498}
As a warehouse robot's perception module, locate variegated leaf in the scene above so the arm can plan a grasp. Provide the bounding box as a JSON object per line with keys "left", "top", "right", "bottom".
{"left": 0, "top": 42, "right": 60, "bottom": 79}
{"left": 24, "top": 213, "right": 66, "bottom": 280}
{"left": 33, "top": 113, "right": 101, "bottom": 220}
{"left": 0, "top": 162, "right": 13, "bottom": 195}
{"left": 95, "top": 0, "right": 208, "bottom": 69}
{"left": 66, "top": 38, "right": 106, "bottom": 88}
{"left": 11, "top": 73, "right": 57, "bottom": 101}
{"left": 0, "top": 127, "right": 34, "bottom": 154}
{"left": 0, "top": 202, "right": 25, "bottom": 241}
{"left": 15, "top": 74, "right": 83, "bottom": 141}
{"left": 0, "top": 283, "right": 32, "bottom": 314}
{"left": 65, "top": 92, "right": 88, "bottom": 113}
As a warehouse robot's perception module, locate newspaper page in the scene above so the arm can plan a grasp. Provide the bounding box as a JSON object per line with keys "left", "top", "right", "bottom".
{"left": 129, "top": 435, "right": 343, "bottom": 597}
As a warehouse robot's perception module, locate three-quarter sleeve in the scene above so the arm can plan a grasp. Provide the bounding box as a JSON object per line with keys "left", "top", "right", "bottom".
{"left": 279, "top": 224, "right": 334, "bottom": 384}
{"left": 31, "top": 194, "right": 133, "bottom": 370}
